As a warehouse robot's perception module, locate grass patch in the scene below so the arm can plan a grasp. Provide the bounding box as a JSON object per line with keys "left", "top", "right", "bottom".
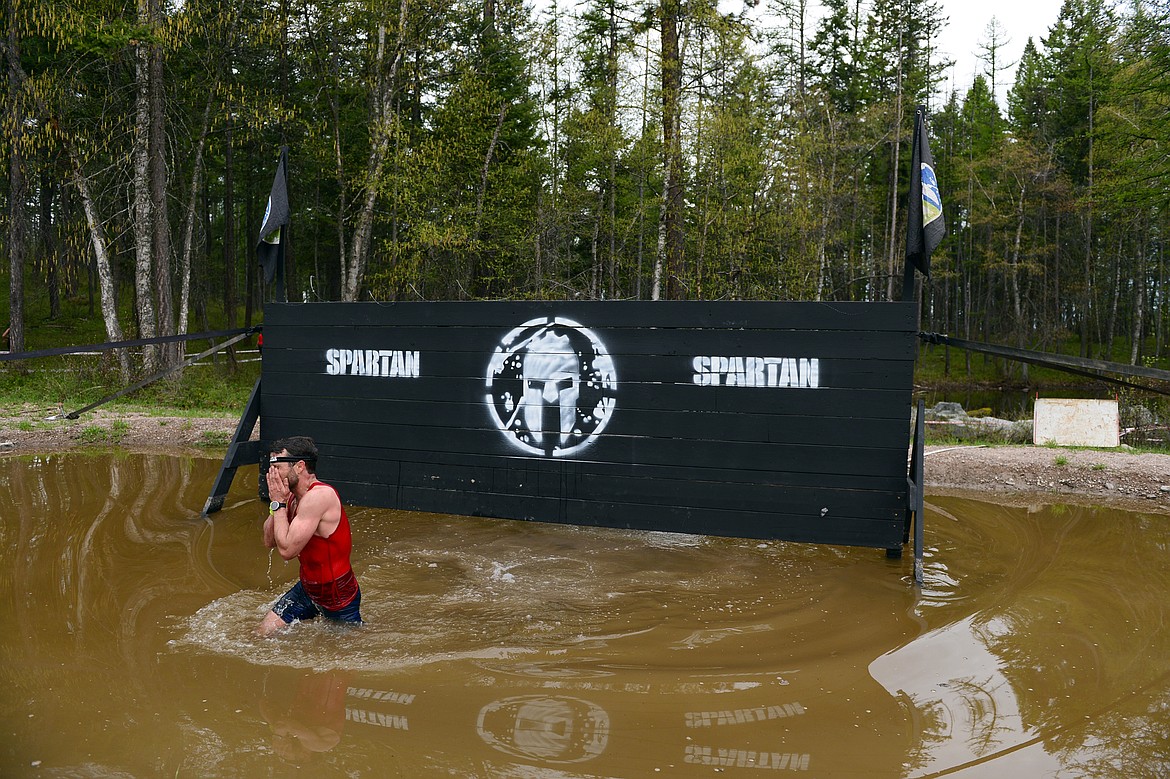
{"left": 1, "top": 354, "right": 259, "bottom": 418}
{"left": 197, "top": 430, "right": 233, "bottom": 449}
{"left": 0, "top": 292, "right": 260, "bottom": 417}
{"left": 77, "top": 420, "right": 130, "bottom": 444}
{"left": 1054, "top": 455, "right": 1069, "bottom": 466}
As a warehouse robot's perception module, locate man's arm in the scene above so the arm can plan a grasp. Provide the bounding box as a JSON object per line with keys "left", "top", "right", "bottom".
{"left": 265, "top": 469, "right": 325, "bottom": 561}
{"left": 270, "top": 498, "right": 324, "bottom": 561}
{"left": 263, "top": 515, "right": 276, "bottom": 549}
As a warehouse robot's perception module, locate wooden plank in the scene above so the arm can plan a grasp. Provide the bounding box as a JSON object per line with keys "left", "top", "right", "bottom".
{"left": 379, "top": 485, "right": 905, "bottom": 548}
{"left": 313, "top": 447, "right": 907, "bottom": 494}
{"left": 262, "top": 400, "right": 908, "bottom": 450}
{"left": 262, "top": 396, "right": 909, "bottom": 448}
{"left": 262, "top": 377, "right": 914, "bottom": 417}
{"left": 263, "top": 416, "right": 908, "bottom": 478}
{"left": 378, "top": 461, "right": 905, "bottom": 520}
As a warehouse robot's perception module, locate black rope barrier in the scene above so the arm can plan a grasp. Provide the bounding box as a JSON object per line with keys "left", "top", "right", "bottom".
{"left": 919, "top": 332, "right": 1170, "bottom": 397}
{"left": 59, "top": 330, "right": 257, "bottom": 419}
{"left": 0, "top": 327, "right": 259, "bottom": 362}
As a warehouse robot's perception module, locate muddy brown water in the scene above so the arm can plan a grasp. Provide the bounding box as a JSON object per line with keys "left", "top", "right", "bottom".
{"left": 1, "top": 452, "right": 1167, "bottom": 778}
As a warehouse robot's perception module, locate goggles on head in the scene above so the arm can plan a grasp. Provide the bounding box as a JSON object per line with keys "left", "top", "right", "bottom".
{"left": 269, "top": 455, "right": 316, "bottom": 465}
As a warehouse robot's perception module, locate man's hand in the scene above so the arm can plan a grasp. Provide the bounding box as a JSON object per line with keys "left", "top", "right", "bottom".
{"left": 266, "top": 467, "right": 291, "bottom": 506}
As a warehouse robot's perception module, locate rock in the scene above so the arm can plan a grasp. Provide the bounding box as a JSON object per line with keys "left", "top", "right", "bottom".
{"left": 926, "top": 402, "right": 968, "bottom": 421}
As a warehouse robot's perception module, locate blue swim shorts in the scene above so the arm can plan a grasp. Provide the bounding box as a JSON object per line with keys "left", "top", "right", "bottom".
{"left": 272, "top": 580, "right": 363, "bottom": 625}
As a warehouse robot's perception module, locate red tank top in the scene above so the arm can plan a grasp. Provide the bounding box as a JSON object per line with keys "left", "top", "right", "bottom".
{"left": 296, "top": 481, "right": 358, "bottom": 609}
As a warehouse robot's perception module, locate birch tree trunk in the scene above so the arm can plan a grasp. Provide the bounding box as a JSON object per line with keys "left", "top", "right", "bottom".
{"left": 331, "top": 28, "right": 349, "bottom": 296}
{"left": 178, "top": 97, "right": 214, "bottom": 338}
{"left": 343, "top": 0, "right": 408, "bottom": 302}
{"left": 1009, "top": 180, "right": 1027, "bottom": 381}
{"left": 1130, "top": 233, "right": 1145, "bottom": 365}
{"left": 132, "top": 23, "right": 157, "bottom": 372}
{"left": 660, "top": 0, "right": 684, "bottom": 300}
{"left": 68, "top": 150, "right": 131, "bottom": 379}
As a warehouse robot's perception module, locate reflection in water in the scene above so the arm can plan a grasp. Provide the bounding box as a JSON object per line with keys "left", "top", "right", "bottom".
{"left": 260, "top": 671, "right": 350, "bottom": 763}
{"left": 477, "top": 695, "right": 610, "bottom": 763}
{"left": 871, "top": 614, "right": 1059, "bottom": 776}
{"left": 1, "top": 452, "right": 1169, "bottom": 777}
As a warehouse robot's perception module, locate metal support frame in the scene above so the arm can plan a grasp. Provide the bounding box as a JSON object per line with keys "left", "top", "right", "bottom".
{"left": 903, "top": 398, "right": 926, "bottom": 585}
{"left": 201, "top": 378, "right": 262, "bottom": 516}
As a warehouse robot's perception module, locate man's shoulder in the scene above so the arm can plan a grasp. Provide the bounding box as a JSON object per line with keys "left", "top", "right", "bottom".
{"left": 305, "top": 481, "right": 341, "bottom": 504}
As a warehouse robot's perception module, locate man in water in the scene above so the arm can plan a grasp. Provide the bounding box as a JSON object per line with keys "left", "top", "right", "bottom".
{"left": 258, "top": 436, "right": 363, "bottom": 636}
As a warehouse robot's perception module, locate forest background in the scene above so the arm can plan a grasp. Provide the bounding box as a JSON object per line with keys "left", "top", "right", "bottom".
{"left": 1, "top": 0, "right": 1169, "bottom": 411}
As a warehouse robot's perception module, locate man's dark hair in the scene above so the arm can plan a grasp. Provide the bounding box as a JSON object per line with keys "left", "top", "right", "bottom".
{"left": 270, "top": 436, "right": 319, "bottom": 474}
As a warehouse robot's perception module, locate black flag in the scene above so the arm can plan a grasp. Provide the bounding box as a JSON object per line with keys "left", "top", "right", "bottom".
{"left": 257, "top": 147, "right": 289, "bottom": 296}
{"left": 905, "top": 106, "right": 945, "bottom": 278}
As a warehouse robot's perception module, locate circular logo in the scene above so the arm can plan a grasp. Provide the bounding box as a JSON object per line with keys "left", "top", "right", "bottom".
{"left": 486, "top": 317, "right": 617, "bottom": 457}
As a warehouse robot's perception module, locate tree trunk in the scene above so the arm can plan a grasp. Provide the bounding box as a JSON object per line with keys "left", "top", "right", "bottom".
{"left": 1081, "top": 66, "right": 1095, "bottom": 359}
{"left": 197, "top": 168, "right": 210, "bottom": 332}
{"left": 472, "top": 103, "right": 507, "bottom": 295}
{"left": 148, "top": 0, "right": 176, "bottom": 369}
{"left": 1157, "top": 236, "right": 1165, "bottom": 357}
{"left": 5, "top": 6, "right": 25, "bottom": 354}
{"left": 660, "top": 0, "right": 684, "bottom": 300}
{"left": 1105, "top": 235, "right": 1120, "bottom": 360}
{"left": 652, "top": 161, "right": 667, "bottom": 301}
{"left": 1130, "top": 231, "right": 1145, "bottom": 366}
{"left": 132, "top": 22, "right": 157, "bottom": 371}
{"left": 343, "top": 0, "right": 408, "bottom": 302}
{"left": 223, "top": 116, "right": 238, "bottom": 368}
{"left": 331, "top": 27, "right": 349, "bottom": 298}
{"left": 245, "top": 163, "right": 256, "bottom": 325}
{"left": 67, "top": 150, "right": 130, "bottom": 379}
{"left": 178, "top": 97, "right": 214, "bottom": 338}
{"left": 606, "top": 0, "right": 618, "bottom": 298}
{"left": 41, "top": 167, "right": 60, "bottom": 320}
{"left": 1009, "top": 182, "right": 1027, "bottom": 382}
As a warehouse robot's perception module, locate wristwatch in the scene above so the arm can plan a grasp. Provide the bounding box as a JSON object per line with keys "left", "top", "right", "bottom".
{"left": 269, "top": 500, "right": 287, "bottom": 513}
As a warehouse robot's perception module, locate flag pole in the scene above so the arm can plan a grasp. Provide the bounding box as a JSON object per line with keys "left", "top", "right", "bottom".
{"left": 276, "top": 145, "right": 288, "bottom": 303}
{"left": 901, "top": 254, "right": 917, "bottom": 302}
{"left": 902, "top": 106, "right": 925, "bottom": 303}
{"left": 257, "top": 147, "right": 290, "bottom": 304}
{"left": 902, "top": 105, "right": 945, "bottom": 304}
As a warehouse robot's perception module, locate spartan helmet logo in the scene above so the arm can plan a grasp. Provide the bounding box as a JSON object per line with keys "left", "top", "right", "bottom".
{"left": 486, "top": 317, "right": 617, "bottom": 457}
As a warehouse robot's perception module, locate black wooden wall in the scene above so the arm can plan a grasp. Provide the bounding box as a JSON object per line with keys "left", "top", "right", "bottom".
{"left": 260, "top": 301, "right": 917, "bottom": 549}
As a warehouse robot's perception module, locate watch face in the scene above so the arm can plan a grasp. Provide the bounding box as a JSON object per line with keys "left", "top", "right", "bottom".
{"left": 270, "top": 500, "right": 282, "bottom": 512}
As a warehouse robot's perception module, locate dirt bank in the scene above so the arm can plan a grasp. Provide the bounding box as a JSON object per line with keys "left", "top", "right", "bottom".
{"left": 925, "top": 444, "right": 1170, "bottom": 514}
{"left": 0, "top": 403, "right": 247, "bottom": 454}
{"left": 3, "top": 402, "right": 1170, "bottom": 513}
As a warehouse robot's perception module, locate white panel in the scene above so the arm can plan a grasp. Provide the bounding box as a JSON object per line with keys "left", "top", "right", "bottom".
{"left": 1033, "top": 399, "right": 1120, "bottom": 448}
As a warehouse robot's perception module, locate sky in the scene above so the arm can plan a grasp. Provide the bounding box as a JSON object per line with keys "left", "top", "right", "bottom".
{"left": 932, "top": 0, "right": 1068, "bottom": 104}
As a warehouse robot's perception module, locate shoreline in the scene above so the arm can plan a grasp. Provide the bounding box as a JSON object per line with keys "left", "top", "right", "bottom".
{"left": 923, "top": 444, "right": 1170, "bottom": 514}
{"left": 4, "top": 404, "right": 1170, "bottom": 514}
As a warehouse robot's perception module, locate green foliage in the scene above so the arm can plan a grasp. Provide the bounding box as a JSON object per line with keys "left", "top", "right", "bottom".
{"left": 0, "top": 0, "right": 1167, "bottom": 397}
